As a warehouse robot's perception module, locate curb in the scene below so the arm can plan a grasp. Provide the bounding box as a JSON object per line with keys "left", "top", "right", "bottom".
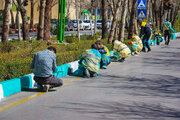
{"left": 0, "top": 32, "right": 180, "bottom": 101}
{"left": 0, "top": 64, "right": 71, "bottom": 101}
{"left": 0, "top": 84, "right": 3, "bottom": 100}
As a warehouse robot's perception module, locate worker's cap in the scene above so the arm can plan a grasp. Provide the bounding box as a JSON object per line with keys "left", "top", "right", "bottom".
{"left": 95, "top": 40, "right": 102, "bottom": 45}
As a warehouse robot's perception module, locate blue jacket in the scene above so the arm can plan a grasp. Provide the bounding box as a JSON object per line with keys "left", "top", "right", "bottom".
{"left": 140, "top": 22, "right": 151, "bottom": 38}
{"left": 163, "top": 21, "right": 176, "bottom": 33}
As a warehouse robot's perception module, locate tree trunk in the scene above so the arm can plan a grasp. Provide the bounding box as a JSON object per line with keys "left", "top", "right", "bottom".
{"left": 37, "top": 0, "right": 46, "bottom": 40}
{"left": 44, "top": 0, "right": 53, "bottom": 41}
{"left": 10, "top": 8, "right": 15, "bottom": 28}
{"left": 2, "top": 0, "right": 12, "bottom": 43}
{"left": 16, "top": 0, "right": 30, "bottom": 40}
{"left": 108, "top": 13, "right": 117, "bottom": 43}
{"left": 134, "top": 11, "right": 139, "bottom": 35}
{"left": 118, "top": 0, "right": 128, "bottom": 42}
{"left": 20, "top": 6, "right": 30, "bottom": 40}
{"left": 128, "top": 0, "right": 137, "bottom": 39}
{"left": 30, "top": 0, "right": 34, "bottom": 32}
{"left": 16, "top": 10, "right": 22, "bottom": 40}
{"left": 146, "top": 0, "right": 150, "bottom": 19}
{"left": 172, "top": 6, "right": 180, "bottom": 27}
{"left": 107, "top": 0, "right": 122, "bottom": 43}
{"left": 101, "top": 0, "right": 108, "bottom": 39}
{"left": 151, "top": 0, "right": 155, "bottom": 28}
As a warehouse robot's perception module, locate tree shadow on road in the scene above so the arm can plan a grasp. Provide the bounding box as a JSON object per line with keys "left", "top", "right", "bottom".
{"left": 58, "top": 101, "right": 180, "bottom": 120}
{"left": 93, "top": 74, "right": 180, "bottom": 98}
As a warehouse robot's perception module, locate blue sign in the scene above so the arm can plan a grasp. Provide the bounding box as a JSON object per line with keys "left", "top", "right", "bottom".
{"left": 137, "top": 0, "right": 146, "bottom": 9}
{"left": 93, "top": 9, "right": 100, "bottom": 15}
{"left": 137, "top": 9, "right": 147, "bottom": 19}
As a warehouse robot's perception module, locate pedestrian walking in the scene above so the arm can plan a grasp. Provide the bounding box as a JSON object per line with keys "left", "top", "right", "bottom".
{"left": 162, "top": 18, "right": 176, "bottom": 45}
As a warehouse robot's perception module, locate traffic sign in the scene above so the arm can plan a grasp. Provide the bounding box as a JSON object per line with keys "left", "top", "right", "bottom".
{"left": 137, "top": 9, "right": 147, "bottom": 19}
{"left": 137, "top": 0, "right": 146, "bottom": 9}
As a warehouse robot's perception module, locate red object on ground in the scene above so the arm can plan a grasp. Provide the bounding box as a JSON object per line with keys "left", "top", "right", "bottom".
{"left": 128, "top": 42, "right": 132, "bottom": 44}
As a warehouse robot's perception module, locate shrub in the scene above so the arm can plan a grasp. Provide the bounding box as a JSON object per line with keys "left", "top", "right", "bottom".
{"left": 0, "top": 59, "right": 32, "bottom": 82}
{"left": 0, "top": 34, "right": 129, "bottom": 82}
{"left": 65, "top": 33, "right": 78, "bottom": 43}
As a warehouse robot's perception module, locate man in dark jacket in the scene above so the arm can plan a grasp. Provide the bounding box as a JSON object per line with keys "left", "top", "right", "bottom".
{"left": 137, "top": 19, "right": 151, "bottom": 52}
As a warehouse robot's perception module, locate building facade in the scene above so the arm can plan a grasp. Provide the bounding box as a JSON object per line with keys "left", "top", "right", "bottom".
{"left": 0, "top": 0, "right": 91, "bottom": 24}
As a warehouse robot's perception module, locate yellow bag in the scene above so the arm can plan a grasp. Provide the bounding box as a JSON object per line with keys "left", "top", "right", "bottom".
{"left": 113, "top": 41, "right": 131, "bottom": 59}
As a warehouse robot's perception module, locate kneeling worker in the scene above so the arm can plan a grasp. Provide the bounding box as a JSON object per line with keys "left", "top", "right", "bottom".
{"left": 31, "top": 47, "right": 63, "bottom": 92}
{"left": 131, "top": 34, "right": 143, "bottom": 54}
{"left": 153, "top": 32, "right": 163, "bottom": 45}
{"left": 74, "top": 44, "right": 101, "bottom": 77}
{"left": 95, "top": 40, "right": 111, "bottom": 69}
{"left": 112, "top": 40, "right": 131, "bottom": 62}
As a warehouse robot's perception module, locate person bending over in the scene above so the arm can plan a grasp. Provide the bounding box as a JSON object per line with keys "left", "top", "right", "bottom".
{"left": 95, "top": 40, "right": 111, "bottom": 69}
{"left": 31, "top": 47, "right": 63, "bottom": 92}
{"left": 137, "top": 19, "right": 152, "bottom": 52}
{"left": 112, "top": 40, "right": 131, "bottom": 62}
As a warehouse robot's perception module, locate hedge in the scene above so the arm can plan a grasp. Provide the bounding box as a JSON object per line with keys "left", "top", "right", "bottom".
{"left": 0, "top": 37, "right": 113, "bottom": 82}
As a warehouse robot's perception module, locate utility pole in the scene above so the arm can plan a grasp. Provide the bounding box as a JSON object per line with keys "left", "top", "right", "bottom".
{"left": 94, "top": 0, "right": 98, "bottom": 34}
{"left": 94, "top": 7, "right": 97, "bottom": 34}
{"left": 91, "top": 0, "right": 95, "bottom": 36}
{"left": 90, "top": 18, "right": 93, "bottom": 37}
{"left": 13, "top": 0, "right": 21, "bottom": 40}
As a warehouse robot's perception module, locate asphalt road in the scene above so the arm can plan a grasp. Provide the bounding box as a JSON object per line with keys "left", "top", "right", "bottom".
{"left": 0, "top": 30, "right": 100, "bottom": 41}
{"left": 0, "top": 39, "right": 180, "bottom": 120}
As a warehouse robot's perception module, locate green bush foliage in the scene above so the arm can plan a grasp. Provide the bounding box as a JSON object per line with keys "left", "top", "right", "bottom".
{"left": 0, "top": 36, "right": 114, "bottom": 82}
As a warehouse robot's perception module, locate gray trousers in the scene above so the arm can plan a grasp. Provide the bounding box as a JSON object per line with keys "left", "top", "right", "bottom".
{"left": 34, "top": 75, "right": 63, "bottom": 88}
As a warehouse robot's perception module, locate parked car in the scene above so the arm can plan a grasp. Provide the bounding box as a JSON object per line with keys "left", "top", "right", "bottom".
{"left": 66, "top": 20, "right": 74, "bottom": 31}
{"left": 96, "top": 19, "right": 102, "bottom": 29}
{"left": 107, "top": 20, "right": 111, "bottom": 29}
{"left": 83, "top": 20, "right": 94, "bottom": 30}
{"left": 51, "top": 19, "right": 74, "bottom": 32}
{"left": 70, "top": 19, "right": 85, "bottom": 31}
{"left": 96, "top": 19, "right": 111, "bottom": 29}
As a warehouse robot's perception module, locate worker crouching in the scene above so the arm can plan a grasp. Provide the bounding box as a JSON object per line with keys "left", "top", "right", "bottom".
{"left": 154, "top": 32, "right": 163, "bottom": 45}
{"left": 112, "top": 40, "right": 131, "bottom": 62}
{"left": 129, "top": 34, "right": 143, "bottom": 54}
{"left": 95, "top": 41, "right": 111, "bottom": 69}
{"left": 73, "top": 44, "right": 101, "bottom": 78}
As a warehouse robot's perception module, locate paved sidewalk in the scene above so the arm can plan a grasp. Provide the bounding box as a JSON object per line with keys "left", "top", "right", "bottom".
{"left": 0, "top": 38, "right": 180, "bottom": 120}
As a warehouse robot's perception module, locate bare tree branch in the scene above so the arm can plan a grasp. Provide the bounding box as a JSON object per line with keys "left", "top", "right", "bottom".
{"left": 52, "top": 0, "right": 58, "bottom": 7}
{"left": 33, "top": 0, "right": 39, "bottom": 6}
{"left": 12, "top": 0, "right": 18, "bottom": 8}
{"left": 107, "top": 0, "right": 115, "bottom": 15}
